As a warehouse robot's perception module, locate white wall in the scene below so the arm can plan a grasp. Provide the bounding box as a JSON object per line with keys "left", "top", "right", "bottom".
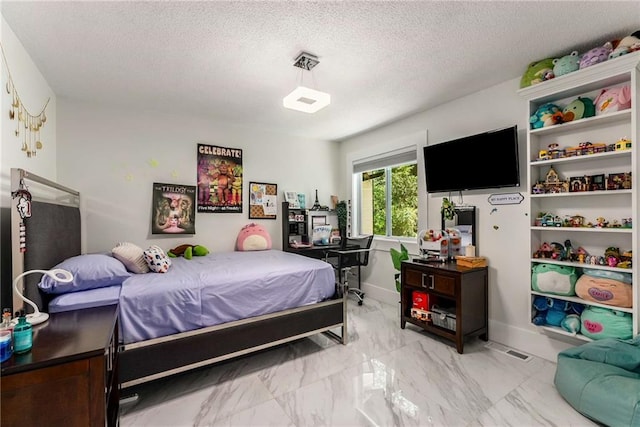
{"left": 56, "top": 99, "right": 340, "bottom": 254}
{"left": 340, "top": 78, "right": 575, "bottom": 361}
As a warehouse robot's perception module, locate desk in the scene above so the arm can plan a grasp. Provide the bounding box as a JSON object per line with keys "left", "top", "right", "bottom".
{"left": 285, "top": 244, "right": 343, "bottom": 260}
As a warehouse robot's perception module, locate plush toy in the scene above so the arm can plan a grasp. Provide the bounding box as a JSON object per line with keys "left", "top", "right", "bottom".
{"left": 594, "top": 85, "right": 632, "bottom": 115}
{"left": 579, "top": 42, "right": 613, "bottom": 69}
{"left": 236, "top": 223, "right": 272, "bottom": 251}
{"left": 167, "top": 244, "right": 210, "bottom": 259}
{"left": 520, "top": 58, "right": 555, "bottom": 88}
{"left": 530, "top": 102, "right": 563, "bottom": 129}
{"left": 581, "top": 306, "right": 632, "bottom": 340}
{"left": 531, "top": 263, "right": 577, "bottom": 296}
{"left": 553, "top": 51, "right": 580, "bottom": 77}
{"left": 532, "top": 296, "right": 584, "bottom": 334}
{"left": 609, "top": 30, "right": 640, "bottom": 59}
{"left": 575, "top": 269, "right": 632, "bottom": 308}
{"left": 562, "top": 97, "right": 595, "bottom": 122}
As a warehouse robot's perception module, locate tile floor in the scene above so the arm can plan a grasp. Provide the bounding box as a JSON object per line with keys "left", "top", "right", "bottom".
{"left": 119, "top": 298, "right": 596, "bottom": 426}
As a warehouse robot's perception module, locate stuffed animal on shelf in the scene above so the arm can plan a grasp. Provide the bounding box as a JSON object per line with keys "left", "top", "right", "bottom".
{"left": 167, "top": 244, "right": 210, "bottom": 259}
{"left": 580, "top": 306, "right": 632, "bottom": 340}
{"left": 532, "top": 295, "right": 584, "bottom": 334}
{"left": 562, "top": 97, "right": 595, "bottom": 122}
{"left": 579, "top": 42, "right": 613, "bottom": 69}
{"left": 236, "top": 223, "right": 272, "bottom": 251}
{"left": 553, "top": 51, "right": 580, "bottom": 77}
{"left": 520, "top": 58, "right": 555, "bottom": 88}
{"left": 594, "top": 85, "right": 632, "bottom": 115}
{"left": 530, "top": 103, "right": 563, "bottom": 129}
{"left": 531, "top": 263, "right": 578, "bottom": 296}
{"left": 609, "top": 30, "right": 640, "bottom": 59}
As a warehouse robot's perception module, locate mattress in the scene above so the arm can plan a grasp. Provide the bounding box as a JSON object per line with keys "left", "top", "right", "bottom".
{"left": 49, "top": 285, "right": 122, "bottom": 313}
{"left": 118, "top": 250, "right": 335, "bottom": 344}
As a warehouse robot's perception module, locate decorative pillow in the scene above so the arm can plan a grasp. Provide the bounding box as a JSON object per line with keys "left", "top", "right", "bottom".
{"left": 143, "top": 245, "right": 172, "bottom": 273}
{"left": 236, "top": 223, "right": 272, "bottom": 251}
{"left": 38, "top": 253, "right": 131, "bottom": 294}
{"left": 112, "top": 242, "right": 150, "bottom": 274}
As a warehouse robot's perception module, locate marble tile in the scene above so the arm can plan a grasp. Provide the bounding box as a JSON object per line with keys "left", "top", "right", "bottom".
{"left": 120, "top": 299, "right": 592, "bottom": 427}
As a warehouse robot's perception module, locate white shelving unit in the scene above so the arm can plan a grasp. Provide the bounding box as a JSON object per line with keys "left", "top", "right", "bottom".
{"left": 519, "top": 52, "right": 639, "bottom": 342}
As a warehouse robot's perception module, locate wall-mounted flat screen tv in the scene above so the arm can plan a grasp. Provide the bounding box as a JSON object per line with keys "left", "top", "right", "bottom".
{"left": 423, "top": 125, "right": 520, "bottom": 193}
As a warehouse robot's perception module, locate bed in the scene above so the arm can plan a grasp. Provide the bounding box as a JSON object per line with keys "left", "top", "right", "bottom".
{"left": 10, "top": 168, "right": 347, "bottom": 388}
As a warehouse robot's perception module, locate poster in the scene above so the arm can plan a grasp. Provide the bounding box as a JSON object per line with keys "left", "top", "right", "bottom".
{"left": 197, "top": 143, "right": 243, "bottom": 213}
{"left": 152, "top": 183, "right": 196, "bottom": 234}
{"left": 249, "top": 182, "right": 277, "bottom": 219}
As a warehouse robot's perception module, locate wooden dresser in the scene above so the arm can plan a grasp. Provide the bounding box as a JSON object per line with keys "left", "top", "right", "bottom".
{"left": 1, "top": 305, "right": 119, "bottom": 427}
{"left": 401, "top": 260, "right": 488, "bottom": 353}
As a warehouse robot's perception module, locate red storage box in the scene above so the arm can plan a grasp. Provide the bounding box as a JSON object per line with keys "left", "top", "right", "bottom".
{"left": 412, "top": 291, "right": 429, "bottom": 310}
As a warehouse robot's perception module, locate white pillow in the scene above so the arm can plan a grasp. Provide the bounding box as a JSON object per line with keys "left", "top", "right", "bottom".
{"left": 112, "top": 242, "right": 150, "bottom": 274}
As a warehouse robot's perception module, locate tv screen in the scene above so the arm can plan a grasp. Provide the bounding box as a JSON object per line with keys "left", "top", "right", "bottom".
{"left": 423, "top": 125, "right": 520, "bottom": 193}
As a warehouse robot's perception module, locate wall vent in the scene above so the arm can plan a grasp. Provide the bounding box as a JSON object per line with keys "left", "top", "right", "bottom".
{"left": 485, "top": 342, "right": 533, "bottom": 362}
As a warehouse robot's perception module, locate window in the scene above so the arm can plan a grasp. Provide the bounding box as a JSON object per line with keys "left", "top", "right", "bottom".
{"left": 353, "top": 148, "right": 418, "bottom": 238}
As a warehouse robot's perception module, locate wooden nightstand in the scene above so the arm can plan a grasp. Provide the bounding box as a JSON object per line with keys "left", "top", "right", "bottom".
{"left": 1, "top": 304, "right": 119, "bottom": 427}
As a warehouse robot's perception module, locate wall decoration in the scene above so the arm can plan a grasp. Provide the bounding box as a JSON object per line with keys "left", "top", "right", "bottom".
{"left": 1, "top": 43, "right": 50, "bottom": 158}
{"left": 249, "top": 182, "right": 278, "bottom": 219}
{"left": 284, "top": 191, "right": 300, "bottom": 208}
{"left": 152, "top": 183, "right": 196, "bottom": 234}
{"left": 197, "top": 144, "right": 243, "bottom": 213}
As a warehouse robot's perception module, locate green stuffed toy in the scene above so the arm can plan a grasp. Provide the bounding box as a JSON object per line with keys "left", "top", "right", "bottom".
{"left": 167, "top": 244, "right": 209, "bottom": 260}
{"left": 562, "top": 97, "right": 595, "bottom": 122}
{"left": 520, "top": 58, "right": 555, "bottom": 88}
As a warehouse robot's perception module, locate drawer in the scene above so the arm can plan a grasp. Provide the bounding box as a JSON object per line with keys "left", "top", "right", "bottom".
{"left": 404, "top": 268, "right": 456, "bottom": 296}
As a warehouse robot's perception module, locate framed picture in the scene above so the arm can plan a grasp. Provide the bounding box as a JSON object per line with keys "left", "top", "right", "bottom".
{"left": 152, "top": 183, "right": 196, "bottom": 234}
{"left": 249, "top": 182, "right": 277, "bottom": 219}
{"left": 312, "top": 215, "right": 327, "bottom": 226}
{"left": 284, "top": 191, "right": 300, "bottom": 208}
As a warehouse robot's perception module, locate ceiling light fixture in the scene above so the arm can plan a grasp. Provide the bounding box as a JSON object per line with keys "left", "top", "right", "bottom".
{"left": 283, "top": 52, "right": 330, "bottom": 114}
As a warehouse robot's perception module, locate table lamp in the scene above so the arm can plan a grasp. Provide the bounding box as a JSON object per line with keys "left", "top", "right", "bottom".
{"left": 13, "top": 268, "right": 73, "bottom": 325}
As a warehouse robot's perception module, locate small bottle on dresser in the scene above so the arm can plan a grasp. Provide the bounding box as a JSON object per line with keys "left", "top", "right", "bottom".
{"left": 0, "top": 308, "right": 14, "bottom": 362}
{"left": 13, "top": 310, "right": 32, "bottom": 354}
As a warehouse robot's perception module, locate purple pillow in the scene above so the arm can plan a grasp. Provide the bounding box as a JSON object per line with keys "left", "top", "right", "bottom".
{"left": 38, "top": 254, "right": 131, "bottom": 294}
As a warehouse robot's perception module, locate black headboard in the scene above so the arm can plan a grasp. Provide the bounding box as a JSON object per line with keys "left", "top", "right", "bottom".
{"left": 11, "top": 169, "right": 81, "bottom": 313}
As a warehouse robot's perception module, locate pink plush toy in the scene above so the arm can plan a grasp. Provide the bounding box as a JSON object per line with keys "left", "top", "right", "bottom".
{"left": 594, "top": 85, "right": 632, "bottom": 115}
{"left": 236, "top": 223, "right": 272, "bottom": 251}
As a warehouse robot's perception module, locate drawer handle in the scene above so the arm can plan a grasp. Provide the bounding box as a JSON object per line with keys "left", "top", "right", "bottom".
{"left": 421, "top": 273, "right": 434, "bottom": 289}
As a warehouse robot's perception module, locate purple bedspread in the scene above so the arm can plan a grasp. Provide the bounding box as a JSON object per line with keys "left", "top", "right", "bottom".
{"left": 118, "top": 250, "right": 335, "bottom": 344}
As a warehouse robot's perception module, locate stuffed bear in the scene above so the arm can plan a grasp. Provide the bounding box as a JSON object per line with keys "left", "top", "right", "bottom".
{"left": 236, "top": 223, "right": 272, "bottom": 251}
{"left": 520, "top": 58, "right": 555, "bottom": 88}
{"left": 594, "top": 85, "right": 632, "bottom": 115}
{"left": 553, "top": 51, "right": 580, "bottom": 77}
{"left": 609, "top": 30, "right": 640, "bottom": 59}
{"left": 562, "top": 97, "right": 595, "bottom": 122}
{"left": 167, "top": 244, "right": 210, "bottom": 259}
{"left": 530, "top": 103, "right": 563, "bottom": 129}
{"left": 579, "top": 42, "right": 613, "bottom": 69}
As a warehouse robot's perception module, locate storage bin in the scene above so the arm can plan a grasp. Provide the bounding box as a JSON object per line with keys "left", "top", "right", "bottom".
{"left": 431, "top": 305, "right": 456, "bottom": 331}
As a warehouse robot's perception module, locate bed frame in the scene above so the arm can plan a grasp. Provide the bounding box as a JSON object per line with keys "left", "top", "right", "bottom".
{"left": 11, "top": 168, "right": 347, "bottom": 389}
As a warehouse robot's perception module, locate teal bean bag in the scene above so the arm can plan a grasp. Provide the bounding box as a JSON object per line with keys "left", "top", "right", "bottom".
{"left": 554, "top": 336, "right": 640, "bottom": 426}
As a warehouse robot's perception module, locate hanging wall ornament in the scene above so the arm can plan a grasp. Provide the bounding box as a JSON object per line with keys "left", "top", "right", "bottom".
{"left": 2, "top": 43, "right": 49, "bottom": 158}
{"left": 12, "top": 182, "right": 32, "bottom": 253}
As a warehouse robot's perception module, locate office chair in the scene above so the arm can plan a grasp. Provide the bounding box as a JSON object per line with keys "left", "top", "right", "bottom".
{"left": 325, "top": 235, "right": 373, "bottom": 305}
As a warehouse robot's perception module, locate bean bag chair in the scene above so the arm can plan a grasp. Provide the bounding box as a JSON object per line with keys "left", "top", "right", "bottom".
{"left": 554, "top": 336, "right": 640, "bottom": 426}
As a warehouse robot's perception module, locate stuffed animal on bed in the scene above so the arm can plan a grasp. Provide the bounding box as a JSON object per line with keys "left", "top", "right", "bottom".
{"left": 236, "top": 223, "right": 272, "bottom": 251}
{"left": 167, "top": 244, "right": 210, "bottom": 259}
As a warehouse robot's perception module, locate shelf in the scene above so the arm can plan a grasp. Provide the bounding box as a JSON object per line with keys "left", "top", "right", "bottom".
{"left": 531, "top": 189, "right": 632, "bottom": 198}
{"left": 530, "top": 258, "right": 632, "bottom": 274}
{"left": 531, "top": 290, "right": 633, "bottom": 314}
{"left": 529, "top": 149, "right": 631, "bottom": 167}
{"left": 529, "top": 109, "right": 631, "bottom": 136}
{"left": 530, "top": 226, "right": 632, "bottom": 233}
{"left": 537, "top": 325, "right": 592, "bottom": 342}
{"left": 404, "top": 316, "right": 455, "bottom": 338}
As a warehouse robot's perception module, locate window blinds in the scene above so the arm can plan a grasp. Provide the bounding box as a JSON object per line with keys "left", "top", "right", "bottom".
{"left": 352, "top": 147, "right": 417, "bottom": 173}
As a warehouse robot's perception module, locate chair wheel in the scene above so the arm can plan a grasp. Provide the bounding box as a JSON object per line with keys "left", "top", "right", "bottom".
{"left": 358, "top": 301, "right": 363, "bottom": 306}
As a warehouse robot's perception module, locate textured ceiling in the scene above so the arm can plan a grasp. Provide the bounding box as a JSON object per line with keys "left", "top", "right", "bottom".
{"left": 2, "top": 1, "right": 639, "bottom": 142}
